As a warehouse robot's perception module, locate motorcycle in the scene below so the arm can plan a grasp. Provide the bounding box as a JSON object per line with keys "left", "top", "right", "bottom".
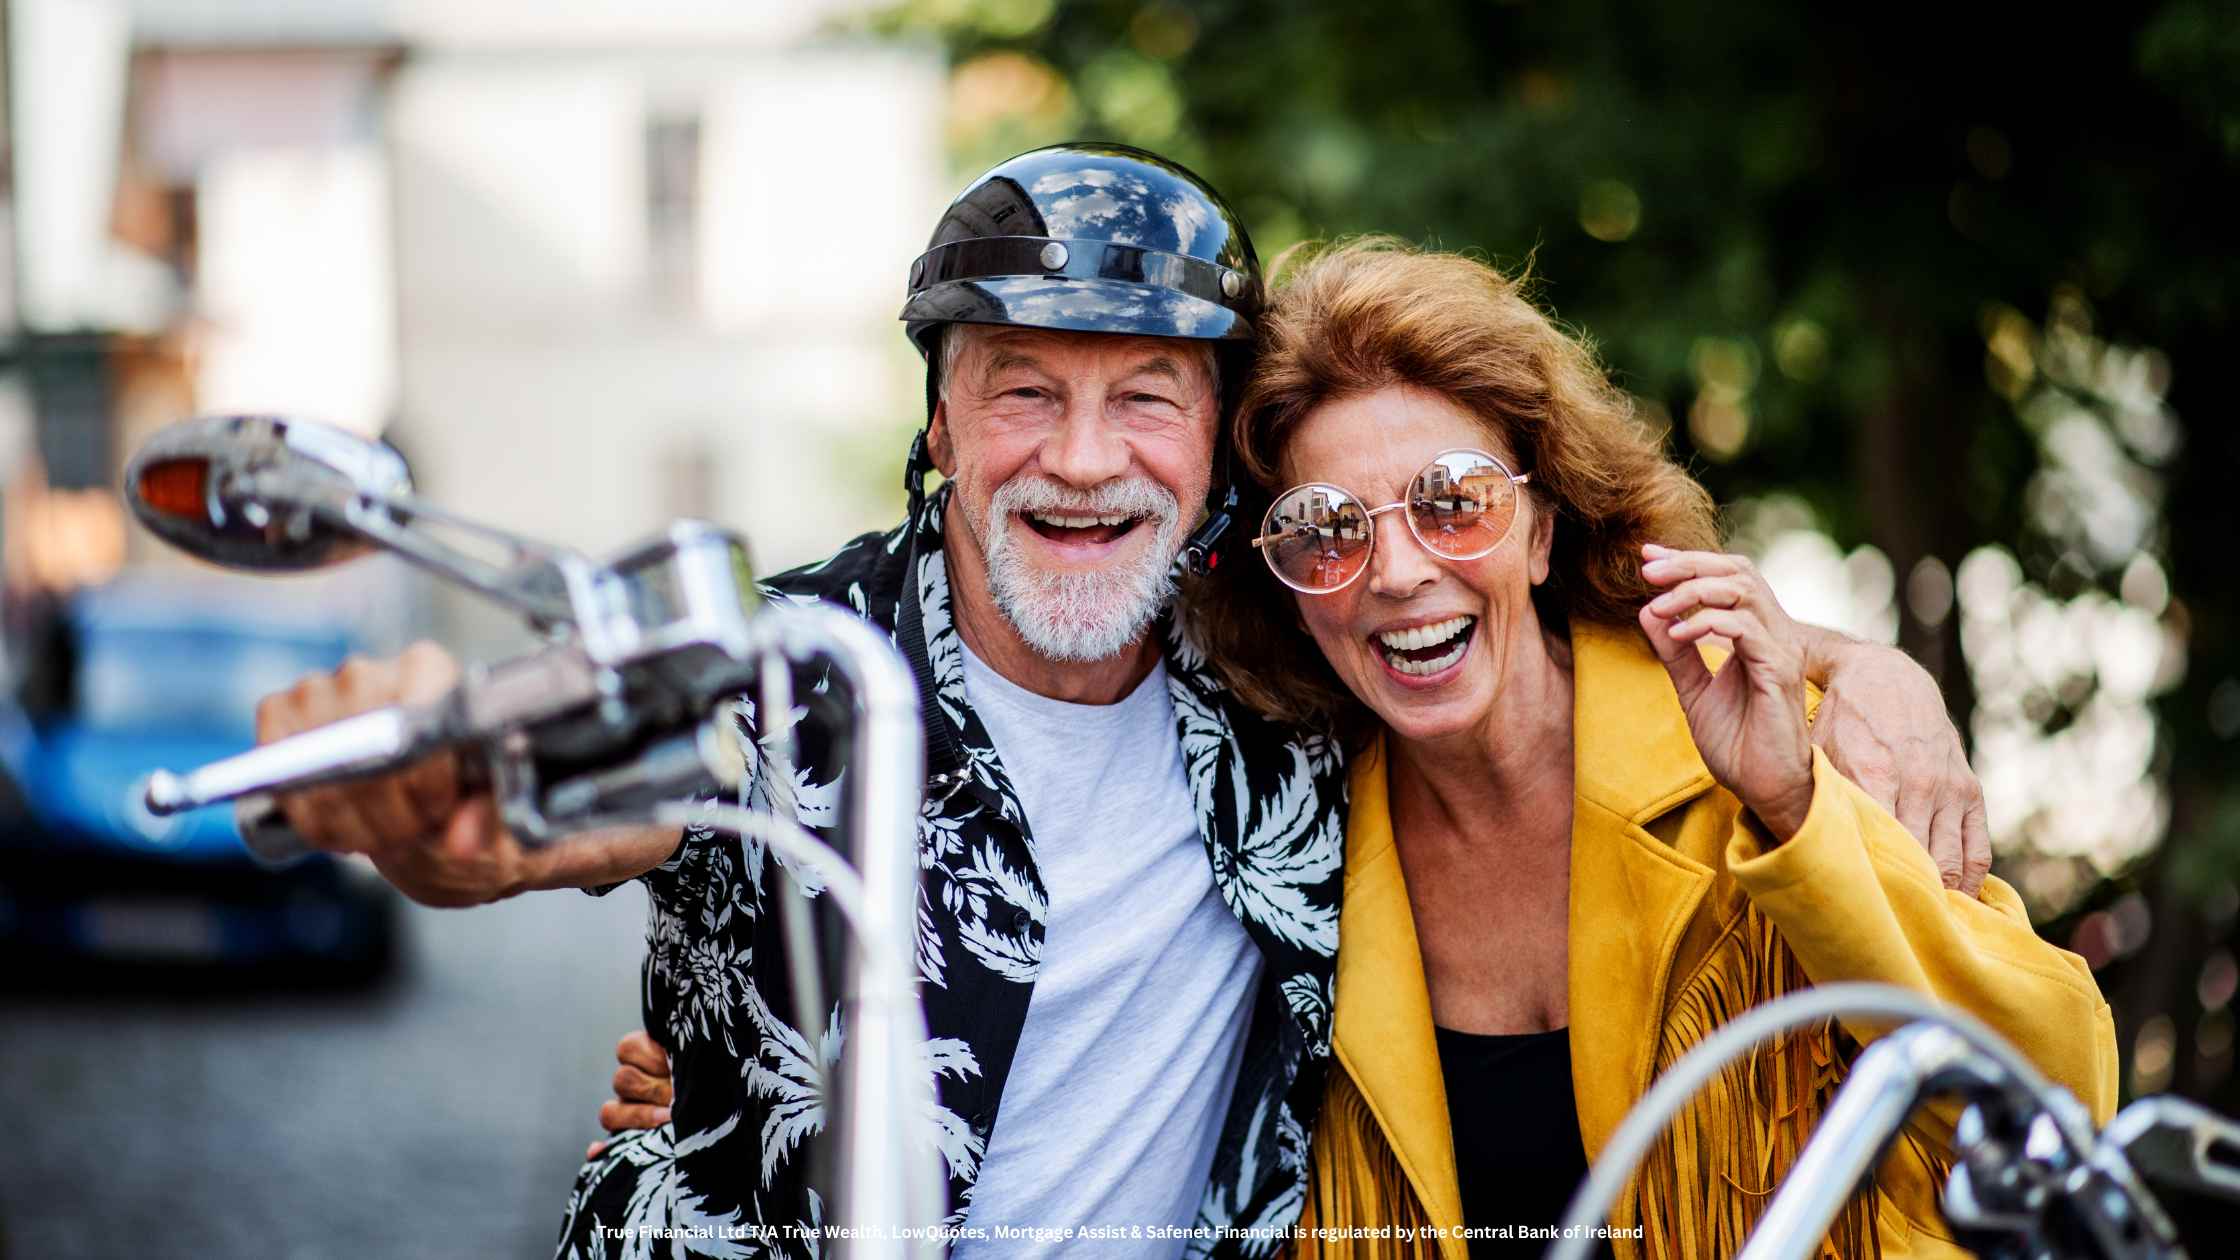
{"left": 124, "top": 413, "right": 945, "bottom": 1258}
{"left": 126, "top": 416, "right": 2240, "bottom": 1259}
{"left": 1552, "top": 982, "right": 2240, "bottom": 1259}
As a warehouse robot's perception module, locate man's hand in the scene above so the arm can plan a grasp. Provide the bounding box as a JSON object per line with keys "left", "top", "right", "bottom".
{"left": 1794, "top": 624, "right": 1991, "bottom": 896}
{"left": 587, "top": 1030, "right": 674, "bottom": 1159}
{"left": 255, "top": 642, "right": 534, "bottom": 907}
{"left": 253, "top": 643, "right": 683, "bottom": 906}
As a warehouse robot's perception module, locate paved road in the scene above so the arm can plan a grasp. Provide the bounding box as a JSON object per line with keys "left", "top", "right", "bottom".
{"left": 0, "top": 880, "right": 648, "bottom": 1259}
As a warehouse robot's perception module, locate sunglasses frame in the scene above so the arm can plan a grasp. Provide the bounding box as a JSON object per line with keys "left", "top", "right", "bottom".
{"left": 1251, "top": 447, "right": 1532, "bottom": 595}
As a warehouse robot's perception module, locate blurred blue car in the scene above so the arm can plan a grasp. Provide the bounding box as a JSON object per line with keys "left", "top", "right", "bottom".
{"left": 0, "top": 579, "right": 398, "bottom": 985}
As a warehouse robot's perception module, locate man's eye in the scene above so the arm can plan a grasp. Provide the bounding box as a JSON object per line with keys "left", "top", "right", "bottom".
{"left": 1128, "top": 393, "right": 1174, "bottom": 406}
{"left": 1006, "top": 387, "right": 1048, "bottom": 400}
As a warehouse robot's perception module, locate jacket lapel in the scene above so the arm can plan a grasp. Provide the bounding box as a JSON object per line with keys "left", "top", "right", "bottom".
{"left": 1565, "top": 619, "right": 1719, "bottom": 1158}
{"left": 1329, "top": 736, "right": 1467, "bottom": 1233}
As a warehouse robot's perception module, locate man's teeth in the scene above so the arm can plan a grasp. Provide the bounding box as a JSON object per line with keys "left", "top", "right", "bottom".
{"left": 1376, "top": 615, "right": 1474, "bottom": 652}
{"left": 1027, "top": 510, "right": 1135, "bottom": 528}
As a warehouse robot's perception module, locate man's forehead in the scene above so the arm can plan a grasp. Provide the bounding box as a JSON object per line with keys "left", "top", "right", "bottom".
{"left": 958, "top": 326, "right": 1209, "bottom": 377}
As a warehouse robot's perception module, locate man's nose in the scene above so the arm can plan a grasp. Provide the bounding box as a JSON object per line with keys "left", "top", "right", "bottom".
{"left": 1365, "top": 510, "right": 1439, "bottom": 600}
{"left": 1040, "top": 399, "right": 1131, "bottom": 488}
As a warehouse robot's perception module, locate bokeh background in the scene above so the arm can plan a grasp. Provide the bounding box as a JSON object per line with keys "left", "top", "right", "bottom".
{"left": 0, "top": 0, "right": 2232, "bottom": 1255}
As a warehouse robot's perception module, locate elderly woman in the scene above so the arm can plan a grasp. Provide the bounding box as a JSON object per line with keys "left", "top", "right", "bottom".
{"left": 1196, "top": 239, "right": 2117, "bottom": 1258}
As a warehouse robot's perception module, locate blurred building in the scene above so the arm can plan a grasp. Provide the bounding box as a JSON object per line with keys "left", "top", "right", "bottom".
{"left": 6, "top": 0, "right": 945, "bottom": 654}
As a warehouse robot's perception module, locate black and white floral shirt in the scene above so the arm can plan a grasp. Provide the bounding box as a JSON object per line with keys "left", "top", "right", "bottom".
{"left": 553, "top": 486, "right": 1349, "bottom": 1260}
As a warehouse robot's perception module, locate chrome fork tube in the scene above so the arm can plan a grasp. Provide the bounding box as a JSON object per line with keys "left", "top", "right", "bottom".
{"left": 746, "top": 604, "right": 938, "bottom": 1258}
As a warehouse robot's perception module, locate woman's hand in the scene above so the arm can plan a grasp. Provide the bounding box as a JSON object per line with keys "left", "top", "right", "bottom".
{"left": 585, "top": 1029, "right": 674, "bottom": 1159}
{"left": 1637, "top": 545, "right": 1817, "bottom": 841}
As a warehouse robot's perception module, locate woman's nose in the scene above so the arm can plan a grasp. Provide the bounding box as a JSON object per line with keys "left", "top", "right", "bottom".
{"left": 1365, "top": 510, "right": 1438, "bottom": 599}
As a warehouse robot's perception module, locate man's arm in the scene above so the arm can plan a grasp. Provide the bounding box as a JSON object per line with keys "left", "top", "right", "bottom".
{"left": 362, "top": 806, "right": 682, "bottom": 906}
{"left": 1791, "top": 622, "right": 1991, "bottom": 895}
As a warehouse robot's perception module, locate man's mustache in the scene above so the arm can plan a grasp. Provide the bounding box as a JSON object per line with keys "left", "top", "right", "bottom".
{"left": 989, "top": 477, "right": 1181, "bottom": 525}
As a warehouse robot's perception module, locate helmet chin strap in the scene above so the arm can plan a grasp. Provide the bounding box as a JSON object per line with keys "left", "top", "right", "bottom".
{"left": 1179, "top": 481, "right": 1238, "bottom": 578}
{"left": 898, "top": 419, "right": 974, "bottom": 802}
{"left": 1181, "top": 358, "right": 1248, "bottom": 578}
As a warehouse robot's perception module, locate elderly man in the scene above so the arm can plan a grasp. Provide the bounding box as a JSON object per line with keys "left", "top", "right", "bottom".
{"left": 255, "top": 144, "right": 1989, "bottom": 1259}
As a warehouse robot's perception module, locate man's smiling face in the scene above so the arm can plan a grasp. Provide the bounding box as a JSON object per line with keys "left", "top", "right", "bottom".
{"left": 929, "top": 324, "right": 1219, "bottom": 663}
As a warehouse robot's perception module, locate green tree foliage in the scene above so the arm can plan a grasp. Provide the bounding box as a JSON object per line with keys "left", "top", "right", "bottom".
{"left": 869, "top": 0, "right": 2240, "bottom": 1104}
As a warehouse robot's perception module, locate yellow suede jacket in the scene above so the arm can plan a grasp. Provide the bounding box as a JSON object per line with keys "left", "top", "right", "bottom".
{"left": 1296, "top": 619, "right": 2119, "bottom": 1259}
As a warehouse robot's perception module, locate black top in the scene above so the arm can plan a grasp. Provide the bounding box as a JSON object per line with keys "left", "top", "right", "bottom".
{"left": 1435, "top": 1025, "right": 1609, "bottom": 1259}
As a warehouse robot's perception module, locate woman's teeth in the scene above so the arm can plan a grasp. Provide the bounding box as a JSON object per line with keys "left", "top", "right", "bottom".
{"left": 1377, "top": 615, "right": 1473, "bottom": 652}
{"left": 1375, "top": 615, "right": 1475, "bottom": 677}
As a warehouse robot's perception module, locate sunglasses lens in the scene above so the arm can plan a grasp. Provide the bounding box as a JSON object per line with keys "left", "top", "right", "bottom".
{"left": 1263, "top": 486, "right": 1374, "bottom": 591}
{"left": 1408, "top": 451, "right": 1517, "bottom": 558}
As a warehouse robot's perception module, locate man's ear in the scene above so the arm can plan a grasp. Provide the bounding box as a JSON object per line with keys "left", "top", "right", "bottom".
{"left": 927, "top": 400, "right": 957, "bottom": 477}
{"left": 1526, "top": 496, "right": 1556, "bottom": 587}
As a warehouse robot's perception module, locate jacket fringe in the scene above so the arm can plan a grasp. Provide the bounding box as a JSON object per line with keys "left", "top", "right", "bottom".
{"left": 1293, "top": 1066, "right": 1441, "bottom": 1257}
{"left": 1294, "top": 901, "right": 1891, "bottom": 1259}
{"left": 1616, "top": 900, "right": 1881, "bottom": 1260}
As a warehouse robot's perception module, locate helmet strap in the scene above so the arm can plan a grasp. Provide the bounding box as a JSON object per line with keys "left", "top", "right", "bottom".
{"left": 1179, "top": 482, "right": 1238, "bottom": 578}
{"left": 1180, "top": 436, "right": 1240, "bottom": 578}
{"left": 1181, "top": 357, "right": 1248, "bottom": 578}
{"left": 897, "top": 424, "right": 972, "bottom": 799}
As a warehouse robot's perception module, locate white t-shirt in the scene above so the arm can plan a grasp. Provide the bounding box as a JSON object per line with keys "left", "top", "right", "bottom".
{"left": 950, "top": 643, "right": 1263, "bottom": 1257}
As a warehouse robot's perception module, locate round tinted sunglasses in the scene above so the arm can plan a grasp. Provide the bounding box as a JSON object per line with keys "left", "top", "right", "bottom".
{"left": 1251, "top": 448, "right": 1533, "bottom": 594}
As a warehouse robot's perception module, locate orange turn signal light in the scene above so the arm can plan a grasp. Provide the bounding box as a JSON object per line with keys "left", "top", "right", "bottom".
{"left": 136, "top": 457, "right": 211, "bottom": 522}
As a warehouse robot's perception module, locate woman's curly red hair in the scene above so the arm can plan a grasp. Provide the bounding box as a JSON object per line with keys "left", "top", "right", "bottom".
{"left": 1188, "top": 237, "right": 1719, "bottom": 740}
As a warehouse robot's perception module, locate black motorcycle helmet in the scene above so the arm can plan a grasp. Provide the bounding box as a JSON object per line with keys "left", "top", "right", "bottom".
{"left": 901, "top": 142, "right": 1262, "bottom": 357}
{"left": 897, "top": 142, "right": 1261, "bottom": 580}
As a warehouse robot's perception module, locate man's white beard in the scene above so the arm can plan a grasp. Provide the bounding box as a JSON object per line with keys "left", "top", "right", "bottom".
{"left": 983, "top": 477, "right": 1182, "bottom": 663}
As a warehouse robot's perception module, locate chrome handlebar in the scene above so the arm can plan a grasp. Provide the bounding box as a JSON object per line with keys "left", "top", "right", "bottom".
{"left": 1552, "top": 982, "right": 2237, "bottom": 1260}
{"left": 124, "top": 414, "right": 943, "bottom": 1257}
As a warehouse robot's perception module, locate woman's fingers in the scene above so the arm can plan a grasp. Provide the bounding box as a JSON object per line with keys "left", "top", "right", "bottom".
{"left": 590, "top": 1030, "right": 674, "bottom": 1146}
{"left": 616, "top": 1030, "right": 672, "bottom": 1080}
{"left": 1671, "top": 606, "right": 1803, "bottom": 680}
{"left": 599, "top": 1099, "right": 672, "bottom": 1133}
{"left": 613, "top": 1064, "right": 675, "bottom": 1108}
{"left": 1639, "top": 603, "right": 1716, "bottom": 700}
{"left": 1646, "top": 575, "right": 1756, "bottom": 620}
{"left": 1640, "top": 545, "right": 1753, "bottom": 587}
{"left": 1665, "top": 605, "right": 1758, "bottom": 646}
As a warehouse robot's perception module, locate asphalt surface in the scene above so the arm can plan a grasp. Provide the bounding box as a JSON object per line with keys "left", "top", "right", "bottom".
{"left": 0, "top": 879, "right": 648, "bottom": 1259}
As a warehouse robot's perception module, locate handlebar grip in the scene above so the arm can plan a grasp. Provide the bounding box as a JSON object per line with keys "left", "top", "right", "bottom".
{"left": 144, "top": 703, "right": 454, "bottom": 817}
{"left": 226, "top": 758, "right": 497, "bottom": 869}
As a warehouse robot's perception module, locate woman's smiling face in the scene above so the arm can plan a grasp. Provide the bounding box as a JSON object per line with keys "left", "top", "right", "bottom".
{"left": 1278, "top": 385, "right": 1554, "bottom": 744}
